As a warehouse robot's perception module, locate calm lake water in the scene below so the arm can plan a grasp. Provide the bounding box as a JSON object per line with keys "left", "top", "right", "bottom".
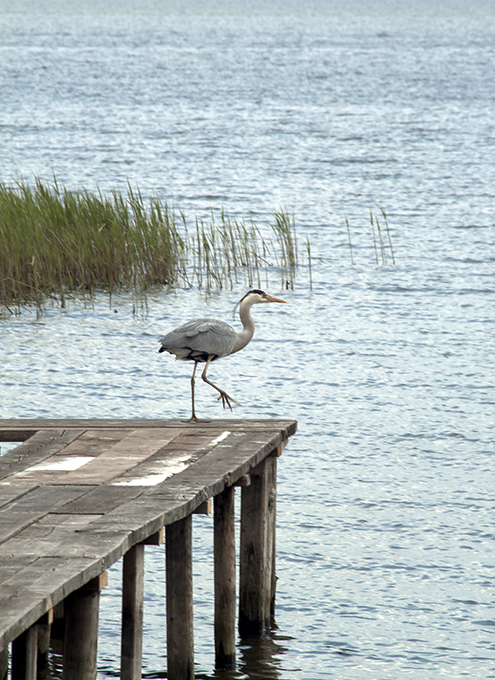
{"left": 1, "top": 1, "right": 495, "bottom": 678}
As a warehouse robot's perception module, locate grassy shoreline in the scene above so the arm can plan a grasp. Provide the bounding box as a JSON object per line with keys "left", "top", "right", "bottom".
{"left": 0, "top": 178, "right": 301, "bottom": 313}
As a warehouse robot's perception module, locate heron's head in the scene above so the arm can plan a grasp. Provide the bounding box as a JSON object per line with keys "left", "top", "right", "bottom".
{"left": 233, "top": 289, "right": 286, "bottom": 318}
{"left": 244, "top": 289, "right": 287, "bottom": 305}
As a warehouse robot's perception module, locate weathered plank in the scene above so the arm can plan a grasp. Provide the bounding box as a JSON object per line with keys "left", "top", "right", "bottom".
{"left": 0, "top": 429, "right": 84, "bottom": 480}
{"left": 2, "top": 526, "right": 131, "bottom": 574}
{"left": 0, "top": 429, "right": 131, "bottom": 485}
{"left": 0, "top": 555, "right": 38, "bottom": 584}
{"left": 111, "top": 429, "right": 230, "bottom": 487}
{"left": 49, "top": 485, "right": 147, "bottom": 515}
{"left": 0, "top": 418, "right": 297, "bottom": 438}
{"left": 0, "top": 486, "right": 94, "bottom": 544}
{"left": 0, "top": 485, "right": 38, "bottom": 511}
{"left": 267, "top": 456, "right": 278, "bottom": 617}
{"left": 49, "top": 428, "right": 185, "bottom": 485}
{"left": 0, "top": 646, "right": 7, "bottom": 680}
{"left": 2, "top": 429, "right": 184, "bottom": 486}
{"left": 47, "top": 429, "right": 132, "bottom": 456}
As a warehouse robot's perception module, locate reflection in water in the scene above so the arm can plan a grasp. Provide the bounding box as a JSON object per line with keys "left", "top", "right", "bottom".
{"left": 198, "top": 626, "right": 292, "bottom": 680}
{"left": 237, "top": 630, "right": 291, "bottom": 680}
{"left": 44, "top": 610, "right": 291, "bottom": 680}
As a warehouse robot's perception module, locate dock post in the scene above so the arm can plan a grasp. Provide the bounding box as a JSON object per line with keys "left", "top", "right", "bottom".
{"left": 63, "top": 573, "right": 107, "bottom": 680}
{"left": 267, "top": 453, "right": 278, "bottom": 616}
{"left": 37, "top": 609, "right": 54, "bottom": 676}
{"left": 11, "top": 625, "right": 37, "bottom": 680}
{"left": 121, "top": 543, "right": 145, "bottom": 680}
{"left": 239, "top": 454, "right": 277, "bottom": 638}
{"left": 166, "top": 515, "right": 194, "bottom": 680}
{"left": 214, "top": 486, "right": 236, "bottom": 669}
{"left": 0, "top": 647, "right": 7, "bottom": 680}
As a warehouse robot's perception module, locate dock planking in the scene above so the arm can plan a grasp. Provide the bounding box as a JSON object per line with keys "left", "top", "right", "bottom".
{"left": 0, "top": 418, "right": 296, "bottom": 679}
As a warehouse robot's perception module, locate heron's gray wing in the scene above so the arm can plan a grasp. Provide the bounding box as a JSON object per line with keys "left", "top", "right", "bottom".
{"left": 160, "top": 318, "right": 237, "bottom": 358}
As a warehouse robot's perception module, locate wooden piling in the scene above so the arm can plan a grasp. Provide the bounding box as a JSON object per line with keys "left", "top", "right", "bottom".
{"left": 267, "top": 454, "right": 278, "bottom": 616}
{"left": 166, "top": 515, "right": 194, "bottom": 680}
{"left": 63, "top": 574, "right": 107, "bottom": 680}
{"left": 0, "top": 647, "right": 7, "bottom": 680}
{"left": 238, "top": 454, "right": 278, "bottom": 638}
{"left": 37, "top": 610, "right": 53, "bottom": 676}
{"left": 11, "top": 625, "right": 37, "bottom": 680}
{"left": 121, "top": 544, "right": 145, "bottom": 680}
{"left": 214, "top": 486, "right": 236, "bottom": 669}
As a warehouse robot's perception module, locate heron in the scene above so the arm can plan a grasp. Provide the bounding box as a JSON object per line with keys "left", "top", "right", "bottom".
{"left": 158, "top": 289, "right": 287, "bottom": 422}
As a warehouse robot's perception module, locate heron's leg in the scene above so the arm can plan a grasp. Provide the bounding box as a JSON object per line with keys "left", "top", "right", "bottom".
{"left": 187, "top": 361, "right": 201, "bottom": 423}
{"left": 201, "top": 357, "right": 239, "bottom": 411}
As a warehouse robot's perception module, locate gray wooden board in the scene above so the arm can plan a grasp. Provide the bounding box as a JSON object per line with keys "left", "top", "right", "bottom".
{"left": 0, "top": 484, "right": 38, "bottom": 511}
{"left": 0, "top": 556, "right": 38, "bottom": 584}
{"left": 111, "top": 428, "right": 230, "bottom": 484}
{"left": 0, "top": 486, "right": 93, "bottom": 543}
{"left": 0, "top": 418, "right": 296, "bottom": 437}
{"left": 3, "top": 526, "right": 132, "bottom": 565}
{"left": 0, "top": 418, "right": 297, "bottom": 652}
{"left": 0, "top": 429, "right": 84, "bottom": 479}
{"left": 49, "top": 485, "right": 148, "bottom": 515}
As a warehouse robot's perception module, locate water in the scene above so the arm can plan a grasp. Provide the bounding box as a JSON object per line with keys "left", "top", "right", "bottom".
{"left": 1, "top": 1, "right": 495, "bottom": 678}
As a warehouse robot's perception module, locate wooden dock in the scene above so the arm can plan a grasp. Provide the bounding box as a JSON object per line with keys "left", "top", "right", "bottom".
{"left": 0, "top": 418, "right": 296, "bottom": 680}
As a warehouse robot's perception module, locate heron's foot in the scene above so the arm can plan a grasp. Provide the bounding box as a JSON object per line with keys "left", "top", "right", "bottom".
{"left": 186, "top": 413, "right": 209, "bottom": 423}
{"left": 217, "top": 390, "right": 239, "bottom": 410}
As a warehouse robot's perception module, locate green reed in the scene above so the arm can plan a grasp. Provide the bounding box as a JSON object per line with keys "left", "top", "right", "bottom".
{"left": 271, "top": 209, "right": 298, "bottom": 289}
{"left": 0, "top": 179, "right": 188, "bottom": 311}
{"left": 0, "top": 178, "right": 308, "bottom": 311}
{"left": 343, "top": 209, "right": 396, "bottom": 267}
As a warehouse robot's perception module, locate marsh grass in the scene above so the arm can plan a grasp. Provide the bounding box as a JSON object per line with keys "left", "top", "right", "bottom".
{"left": 0, "top": 179, "right": 188, "bottom": 312}
{"left": 0, "top": 178, "right": 306, "bottom": 312}
{"left": 371, "top": 207, "right": 396, "bottom": 266}
{"left": 344, "top": 209, "right": 396, "bottom": 267}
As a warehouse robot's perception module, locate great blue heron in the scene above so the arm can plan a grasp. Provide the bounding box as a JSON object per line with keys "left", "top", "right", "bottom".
{"left": 158, "top": 289, "right": 287, "bottom": 422}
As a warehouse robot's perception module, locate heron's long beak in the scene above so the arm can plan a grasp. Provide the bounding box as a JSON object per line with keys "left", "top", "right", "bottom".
{"left": 265, "top": 294, "right": 287, "bottom": 303}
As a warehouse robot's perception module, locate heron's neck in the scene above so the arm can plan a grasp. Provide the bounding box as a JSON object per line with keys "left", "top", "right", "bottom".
{"left": 231, "top": 300, "right": 255, "bottom": 354}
